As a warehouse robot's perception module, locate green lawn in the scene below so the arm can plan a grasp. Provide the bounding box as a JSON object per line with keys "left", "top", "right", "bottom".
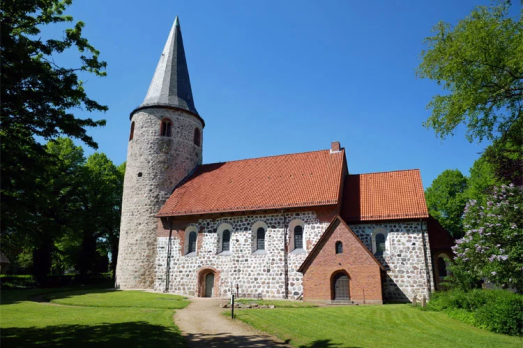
{"left": 1, "top": 286, "right": 189, "bottom": 347}
{"left": 236, "top": 299, "right": 317, "bottom": 308}
{"left": 235, "top": 304, "right": 523, "bottom": 348}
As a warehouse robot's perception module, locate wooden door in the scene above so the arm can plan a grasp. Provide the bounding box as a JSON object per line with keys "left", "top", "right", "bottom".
{"left": 205, "top": 273, "right": 214, "bottom": 297}
{"left": 333, "top": 274, "right": 350, "bottom": 300}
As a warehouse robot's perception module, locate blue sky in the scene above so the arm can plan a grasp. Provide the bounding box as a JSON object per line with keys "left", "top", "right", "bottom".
{"left": 50, "top": 0, "right": 504, "bottom": 188}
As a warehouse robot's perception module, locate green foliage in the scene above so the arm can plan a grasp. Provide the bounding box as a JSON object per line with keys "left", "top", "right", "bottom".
{"left": 1, "top": 136, "right": 124, "bottom": 280}
{"left": 466, "top": 155, "right": 497, "bottom": 204}
{"left": 0, "top": 275, "right": 37, "bottom": 289}
{"left": 417, "top": 1, "right": 522, "bottom": 143}
{"left": 425, "top": 169, "right": 468, "bottom": 238}
{"left": 451, "top": 184, "right": 523, "bottom": 291}
{"left": 475, "top": 292, "right": 523, "bottom": 336}
{"left": 0, "top": 0, "right": 108, "bottom": 278}
{"left": 427, "top": 289, "right": 523, "bottom": 336}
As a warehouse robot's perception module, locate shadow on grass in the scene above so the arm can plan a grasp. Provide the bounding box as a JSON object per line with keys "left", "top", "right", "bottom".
{"left": 182, "top": 333, "right": 358, "bottom": 348}
{"left": 0, "top": 284, "right": 114, "bottom": 305}
{"left": 1, "top": 321, "right": 184, "bottom": 348}
{"left": 299, "top": 339, "right": 360, "bottom": 348}
{"left": 31, "top": 287, "right": 118, "bottom": 303}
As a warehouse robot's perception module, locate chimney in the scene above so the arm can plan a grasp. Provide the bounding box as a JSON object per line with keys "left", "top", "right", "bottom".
{"left": 330, "top": 141, "right": 341, "bottom": 153}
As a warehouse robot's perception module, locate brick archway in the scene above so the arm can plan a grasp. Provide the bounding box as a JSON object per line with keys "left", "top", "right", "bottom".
{"left": 197, "top": 267, "right": 221, "bottom": 298}
{"left": 330, "top": 270, "right": 351, "bottom": 301}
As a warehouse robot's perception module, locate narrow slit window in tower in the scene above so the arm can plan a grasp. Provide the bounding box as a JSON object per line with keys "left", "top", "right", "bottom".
{"left": 129, "top": 121, "right": 135, "bottom": 141}
{"left": 160, "top": 119, "right": 172, "bottom": 137}
{"left": 194, "top": 128, "right": 200, "bottom": 146}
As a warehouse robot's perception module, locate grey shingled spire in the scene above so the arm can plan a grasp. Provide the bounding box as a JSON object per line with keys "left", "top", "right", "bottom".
{"left": 137, "top": 16, "right": 199, "bottom": 116}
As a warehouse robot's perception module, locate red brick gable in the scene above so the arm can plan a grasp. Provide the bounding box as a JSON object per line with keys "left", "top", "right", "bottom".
{"left": 298, "top": 215, "right": 385, "bottom": 274}
{"left": 158, "top": 149, "right": 346, "bottom": 217}
{"left": 341, "top": 170, "right": 429, "bottom": 222}
{"left": 298, "top": 215, "right": 384, "bottom": 303}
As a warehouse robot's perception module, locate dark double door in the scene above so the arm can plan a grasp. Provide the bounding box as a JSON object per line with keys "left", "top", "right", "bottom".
{"left": 333, "top": 273, "right": 350, "bottom": 300}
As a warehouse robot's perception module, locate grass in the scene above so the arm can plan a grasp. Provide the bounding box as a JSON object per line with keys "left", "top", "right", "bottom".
{"left": 234, "top": 304, "right": 523, "bottom": 348}
{"left": 236, "top": 299, "right": 317, "bottom": 308}
{"left": 47, "top": 288, "right": 190, "bottom": 309}
{"left": 1, "top": 285, "right": 189, "bottom": 347}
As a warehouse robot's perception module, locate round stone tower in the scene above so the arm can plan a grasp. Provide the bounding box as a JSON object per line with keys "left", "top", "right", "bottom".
{"left": 115, "top": 17, "right": 204, "bottom": 289}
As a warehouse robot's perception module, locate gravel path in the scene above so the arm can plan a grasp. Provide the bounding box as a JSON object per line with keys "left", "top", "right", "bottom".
{"left": 174, "top": 298, "right": 291, "bottom": 348}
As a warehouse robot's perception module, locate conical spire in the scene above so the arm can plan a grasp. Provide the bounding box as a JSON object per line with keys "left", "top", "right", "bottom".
{"left": 138, "top": 16, "right": 199, "bottom": 116}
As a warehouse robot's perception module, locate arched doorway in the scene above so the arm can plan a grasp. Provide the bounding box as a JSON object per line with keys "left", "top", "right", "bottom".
{"left": 332, "top": 272, "right": 350, "bottom": 300}
{"left": 204, "top": 272, "right": 214, "bottom": 298}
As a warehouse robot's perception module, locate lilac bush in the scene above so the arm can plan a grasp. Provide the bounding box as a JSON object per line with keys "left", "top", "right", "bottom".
{"left": 451, "top": 184, "right": 523, "bottom": 292}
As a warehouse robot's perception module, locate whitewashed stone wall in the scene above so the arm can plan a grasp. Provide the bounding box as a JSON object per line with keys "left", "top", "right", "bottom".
{"left": 116, "top": 108, "right": 203, "bottom": 289}
{"left": 349, "top": 221, "right": 434, "bottom": 301}
{"left": 154, "top": 211, "right": 329, "bottom": 299}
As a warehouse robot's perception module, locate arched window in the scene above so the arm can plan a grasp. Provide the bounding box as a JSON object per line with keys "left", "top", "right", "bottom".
{"left": 336, "top": 241, "right": 343, "bottom": 254}
{"left": 129, "top": 122, "right": 135, "bottom": 141}
{"left": 217, "top": 223, "right": 233, "bottom": 254}
{"left": 294, "top": 225, "right": 303, "bottom": 249}
{"left": 160, "top": 119, "right": 172, "bottom": 137}
{"left": 375, "top": 233, "right": 386, "bottom": 255}
{"left": 194, "top": 128, "right": 200, "bottom": 146}
{"left": 222, "top": 229, "right": 231, "bottom": 252}
{"left": 256, "top": 227, "right": 265, "bottom": 251}
{"left": 438, "top": 257, "right": 448, "bottom": 278}
{"left": 188, "top": 231, "right": 197, "bottom": 254}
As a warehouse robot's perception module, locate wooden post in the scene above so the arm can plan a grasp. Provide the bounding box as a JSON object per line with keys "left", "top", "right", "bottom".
{"left": 412, "top": 294, "right": 417, "bottom": 307}
{"left": 231, "top": 294, "right": 235, "bottom": 319}
{"left": 421, "top": 295, "right": 426, "bottom": 308}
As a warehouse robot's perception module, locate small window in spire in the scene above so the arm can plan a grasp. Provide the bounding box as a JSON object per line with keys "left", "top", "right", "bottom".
{"left": 194, "top": 128, "right": 201, "bottom": 146}
{"left": 129, "top": 122, "right": 135, "bottom": 141}
{"left": 160, "top": 119, "right": 172, "bottom": 137}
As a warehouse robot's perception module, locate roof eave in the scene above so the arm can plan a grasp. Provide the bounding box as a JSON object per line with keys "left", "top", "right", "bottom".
{"left": 130, "top": 104, "right": 205, "bottom": 128}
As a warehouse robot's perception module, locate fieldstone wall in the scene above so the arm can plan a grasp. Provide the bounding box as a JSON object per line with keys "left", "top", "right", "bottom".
{"left": 155, "top": 211, "right": 330, "bottom": 299}
{"left": 116, "top": 108, "right": 203, "bottom": 289}
{"left": 349, "top": 221, "right": 434, "bottom": 301}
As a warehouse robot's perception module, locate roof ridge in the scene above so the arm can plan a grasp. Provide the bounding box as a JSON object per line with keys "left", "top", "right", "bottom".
{"left": 199, "top": 148, "right": 341, "bottom": 167}
{"left": 348, "top": 168, "right": 420, "bottom": 176}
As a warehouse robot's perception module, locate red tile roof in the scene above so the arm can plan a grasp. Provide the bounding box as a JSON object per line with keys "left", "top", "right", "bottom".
{"left": 341, "top": 170, "right": 428, "bottom": 221}
{"left": 158, "top": 149, "right": 346, "bottom": 217}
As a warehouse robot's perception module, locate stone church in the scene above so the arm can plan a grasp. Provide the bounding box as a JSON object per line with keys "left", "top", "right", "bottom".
{"left": 115, "top": 17, "right": 453, "bottom": 304}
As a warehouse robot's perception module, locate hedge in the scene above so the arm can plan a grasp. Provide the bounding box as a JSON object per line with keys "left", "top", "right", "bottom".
{"left": 426, "top": 289, "right": 523, "bottom": 336}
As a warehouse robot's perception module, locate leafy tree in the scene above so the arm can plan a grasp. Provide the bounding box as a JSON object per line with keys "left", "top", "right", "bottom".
{"left": 36, "top": 138, "right": 85, "bottom": 281}
{"left": 0, "top": 0, "right": 107, "bottom": 279}
{"left": 417, "top": 1, "right": 522, "bottom": 143}
{"left": 451, "top": 184, "right": 523, "bottom": 292}
{"left": 466, "top": 153, "right": 498, "bottom": 204}
{"left": 425, "top": 169, "right": 469, "bottom": 238}
{"left": 77, "top": 153, "right": 124, "bottom": 276}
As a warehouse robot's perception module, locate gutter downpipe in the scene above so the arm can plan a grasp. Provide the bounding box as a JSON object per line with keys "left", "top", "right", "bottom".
{"left": 420, "top": 218, "right": 432, "bottom": 298}
{"left": 165, "top": 218, "right": 173, "bottom": 293}
{"left": 283, "top": 209, "right": 289, "bottom": 299}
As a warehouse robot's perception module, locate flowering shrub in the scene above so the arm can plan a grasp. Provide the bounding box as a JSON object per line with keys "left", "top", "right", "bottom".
{"left": 450, "top": 184, "right": 523, "bottom": 292}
